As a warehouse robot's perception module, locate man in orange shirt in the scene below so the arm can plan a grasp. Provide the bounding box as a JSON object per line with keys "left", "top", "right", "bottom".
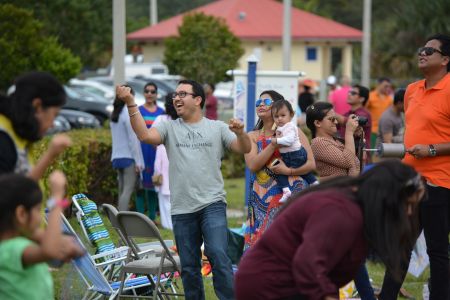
{"left": 366, "top": 77, "right": 393, "bottom": 148}
{"left": 403, "top": 34, "right": 450, "bottom": 300}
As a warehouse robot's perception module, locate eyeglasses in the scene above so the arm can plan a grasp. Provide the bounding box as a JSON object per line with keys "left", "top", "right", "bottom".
{"left": 255, "top": 98, "right": 273, "bottom": 107}
{"left": 417, "top": 47, "right": 445, "bottom": 56}
{"left": 348, "top": 91, "right": 359, "bottom": 96}
{"left": 144, "top": 89, "right": 157, "bottom": 94}
{"left": 172, "top": 91, "right": 196, "bottom": 99}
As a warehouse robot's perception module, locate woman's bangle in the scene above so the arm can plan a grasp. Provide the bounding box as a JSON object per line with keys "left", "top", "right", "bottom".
{"left": 129, "top": 111, "right": 140, "bottom": 118}
{"left": 127, "top": 104, "right": 137, "bottom": 108}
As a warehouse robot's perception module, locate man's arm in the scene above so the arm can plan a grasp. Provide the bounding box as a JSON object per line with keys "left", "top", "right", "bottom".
{"left": 382, "top": 132, "right": 393, "bottom": 143}
{"left": 116, "top": 85, "right": 162, "bottom": 145}
{"left": 228, "top": 118, "right": 251, "bottom": 154}
{"left": 407, "top": 142, "right": 450, "bottom": 158}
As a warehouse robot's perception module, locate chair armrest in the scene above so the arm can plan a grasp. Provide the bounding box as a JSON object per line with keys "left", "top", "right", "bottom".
{"left": 91, "top": 246, "right": 129, "bottom": 267}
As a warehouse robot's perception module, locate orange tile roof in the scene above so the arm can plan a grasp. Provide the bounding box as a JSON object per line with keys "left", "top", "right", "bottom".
{"left": 128, "top": 0, "right": 362, "bottom": 41}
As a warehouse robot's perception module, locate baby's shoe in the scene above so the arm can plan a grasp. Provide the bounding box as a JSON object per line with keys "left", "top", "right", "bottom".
{"left": 279, "top": 189, "right": 292, "bottom": 203}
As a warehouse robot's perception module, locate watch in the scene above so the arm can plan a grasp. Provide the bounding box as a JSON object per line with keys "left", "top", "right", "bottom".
{"left": 428, "top": 144, "right": 437, "bottom": 157}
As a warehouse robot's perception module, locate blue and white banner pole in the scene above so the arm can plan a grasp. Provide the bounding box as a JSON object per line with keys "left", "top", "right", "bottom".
{"left": 245, "top": 55, "right": 258, "bottom": 206}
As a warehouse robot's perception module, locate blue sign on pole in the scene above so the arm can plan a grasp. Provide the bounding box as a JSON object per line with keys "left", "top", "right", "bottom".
{"left": 245, "top": 56, "right": 258, "bottom": 205}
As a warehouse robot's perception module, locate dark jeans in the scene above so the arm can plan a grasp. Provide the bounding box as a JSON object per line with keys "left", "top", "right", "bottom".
{"left": 380, "top": 184, "right": 450, "bottom": 300}
{"left": 172, "top": 201, "right": 234, "bottom": 300}
{"left": 354, "top": 263, "right": 376, "bottom": 300}
{"left": 276, "top": 148, "right": 317, "bottom": 187}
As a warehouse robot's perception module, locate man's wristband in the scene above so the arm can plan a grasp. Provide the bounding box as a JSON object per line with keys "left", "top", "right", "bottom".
{"left": 127, "top": 104, "right": 138, "bottom": 108}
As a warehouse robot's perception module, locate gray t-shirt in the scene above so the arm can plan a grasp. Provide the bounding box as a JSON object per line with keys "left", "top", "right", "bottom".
{"left": 376, "top": 107, "right": 404, "bottom": 147}
{"left": 153, "top": 117, "right": 236, "bottom": 215}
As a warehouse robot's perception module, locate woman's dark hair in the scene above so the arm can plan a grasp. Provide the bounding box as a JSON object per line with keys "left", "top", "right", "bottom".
{"left": 0, "top": 174, "right": 42, "bottom": 234}
{"left": 353, "top": 84, "right": 370, "bottom": 106}
{"left": 393, "top": 88, "right": 406, "bottom": 105}
{"left": 281, "top": 160, "right": 421, "bottom": 280}
{"left": 111, "top": 85, "right": 135, "bottom": 123}
{"left": 164, "top": 94, "right": 178, "bottom": 120}
{"left": 305, "top": 101, "right": 333, "bottom": 138}
{"left": 144, "top": 82, "right": 158, "bottom": 93}
{"left": 0, "top": 71, "right": 66, "bottom": 142}
{"left": 271, "top": 99, "right": 294, "bottom": 117}
{"left": 254, "top": 90, "right": 285, "bottom": 130}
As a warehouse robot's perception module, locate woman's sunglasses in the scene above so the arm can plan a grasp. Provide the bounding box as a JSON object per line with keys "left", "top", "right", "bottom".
{"left": 255, "top": 98, "right": 273, "bottom": 107}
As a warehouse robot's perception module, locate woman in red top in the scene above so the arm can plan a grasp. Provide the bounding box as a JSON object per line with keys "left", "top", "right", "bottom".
{"left": 235, "top": 160, "right": 424, "bottom": 300}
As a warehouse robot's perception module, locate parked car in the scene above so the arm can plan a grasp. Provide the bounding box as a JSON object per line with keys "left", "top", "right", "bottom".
{"left": 87, "top": 77, "right": 148, "bottom": 106}
{"left": 214, "top": 81, "right": 234, "bottom": 109}
{"left": 69, "top": 78, "right": 115, "bottom": 102}
{"left": 63, "top": 86, "right": 113, "bottom": 124}
{"left": 47, "top": 115, "right": 71, "bottom": 135}
{"left": 134, "top": 74, "right": 180, "bottom": 90}
{"left": 90, "top": 77, "right": 171, "bottom": 108}
{"left": 59, "top": 109, "right": 101, "bottom": 129}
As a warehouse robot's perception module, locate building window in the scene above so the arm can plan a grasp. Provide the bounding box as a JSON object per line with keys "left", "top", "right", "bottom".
{"left": 306, "top": 47, "right": 317, "bottom": 61}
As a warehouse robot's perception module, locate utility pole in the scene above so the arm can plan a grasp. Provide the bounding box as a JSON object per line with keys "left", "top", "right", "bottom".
{"left": 150, "top": 0, "right": 158, "bottom": 25}
{"left": 113, "top": 0, "right": 126, "bottom": 86}
{"left": 282, "top": 0, "right": 292, "bottom": 71}
{"left": 361, "top": 0, "right": 372, "bottom": 87}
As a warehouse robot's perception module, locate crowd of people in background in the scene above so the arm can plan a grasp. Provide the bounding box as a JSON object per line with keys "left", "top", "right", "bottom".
{"left": 0, "top": 33, "right": 449, "bottom": 300}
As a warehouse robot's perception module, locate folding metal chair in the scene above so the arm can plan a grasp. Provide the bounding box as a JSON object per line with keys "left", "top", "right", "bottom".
{"left": 102, "top": 203, "right": 174, "bottom": 257}
{"left": 59, "top": 213, "right": 163, "bottom": 300}
{"left": 117, "top": 211, "right": 184, "bottom": 299}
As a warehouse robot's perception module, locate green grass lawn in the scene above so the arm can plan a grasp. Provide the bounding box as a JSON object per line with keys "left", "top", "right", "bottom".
{"left": 53, "top": 177, "right": 427, "bottom": 299}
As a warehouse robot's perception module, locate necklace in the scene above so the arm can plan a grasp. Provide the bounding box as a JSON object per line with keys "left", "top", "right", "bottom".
{"left": 261, "top": 126, "right": 274, "bottom": 137}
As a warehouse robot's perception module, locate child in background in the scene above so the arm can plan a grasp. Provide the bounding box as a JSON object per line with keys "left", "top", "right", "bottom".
{"left": 0, "top": 171, "right": 82, "bottom": 299}
{"left": 271, "top": 100, "right": 319, "bottom": 202}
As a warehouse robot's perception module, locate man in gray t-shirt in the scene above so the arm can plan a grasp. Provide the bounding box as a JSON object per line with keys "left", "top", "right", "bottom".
{"left": 117, "top": 79, "right": 251, "bottom": 300}
{"left": 376, "top": 89, "right": 405, "bottom": 148}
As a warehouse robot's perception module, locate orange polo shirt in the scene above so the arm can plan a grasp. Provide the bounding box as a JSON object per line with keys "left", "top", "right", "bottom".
{"left": 366, "top": 91, "right": 393, "bottom": 133}
{"left": 403, "top": 73, "right": 450, "bottom": 189}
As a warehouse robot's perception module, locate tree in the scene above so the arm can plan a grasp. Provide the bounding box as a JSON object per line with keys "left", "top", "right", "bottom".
{"left": 0, "top": 0, "right": 112, "bottom": 69}
{"left": 289, "top": 0, "right": 450, "bottom": 82}
{"left": 0, "top": 4, "right": 81, "bottom": 90}
{"left": 163, "top": 12, "right": 244, "bottom": 84}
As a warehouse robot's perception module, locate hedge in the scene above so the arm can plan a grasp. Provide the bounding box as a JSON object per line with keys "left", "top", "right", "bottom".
{"left": 32, "top": 129, "right": 117, "bottom": 204}
{"left": 31, "top": 128, "right": 246, "bottom": 205}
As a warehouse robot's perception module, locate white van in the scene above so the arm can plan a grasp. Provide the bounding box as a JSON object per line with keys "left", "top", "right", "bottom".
{"left": 110, "top": 63, "right": 169, "bottom": 78}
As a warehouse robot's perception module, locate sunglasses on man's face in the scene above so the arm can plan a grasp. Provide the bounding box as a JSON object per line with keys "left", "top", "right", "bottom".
{"left": 417, "top": 47, "right": 445, "bottom": 56}
{"left": 348, "top": 91, "right": 359, "bottom": 96}
{"left": 255, "top": 98, "right": 273, "bottom": 107}
{"left": 144, "top": 89, "right": 157, "bottom": 94}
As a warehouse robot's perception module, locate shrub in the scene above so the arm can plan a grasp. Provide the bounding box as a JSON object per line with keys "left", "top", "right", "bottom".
{"left": 31, "top": 129, "right": 117, "bottom": 204}
{"left": 221, "top": 150, "right": 245, "bottom": 179}
{"left": 32, "top": 128, "right": 246, "bottom": 206}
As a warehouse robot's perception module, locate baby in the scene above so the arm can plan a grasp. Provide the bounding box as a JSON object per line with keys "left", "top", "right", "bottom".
{"left": 271, "top": 100, "right": 318, "bottom": 203}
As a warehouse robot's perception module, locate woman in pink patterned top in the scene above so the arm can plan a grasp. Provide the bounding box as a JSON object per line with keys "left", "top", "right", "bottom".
{"left": 306, "top": 101, "right": 360, "bottom": 181}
